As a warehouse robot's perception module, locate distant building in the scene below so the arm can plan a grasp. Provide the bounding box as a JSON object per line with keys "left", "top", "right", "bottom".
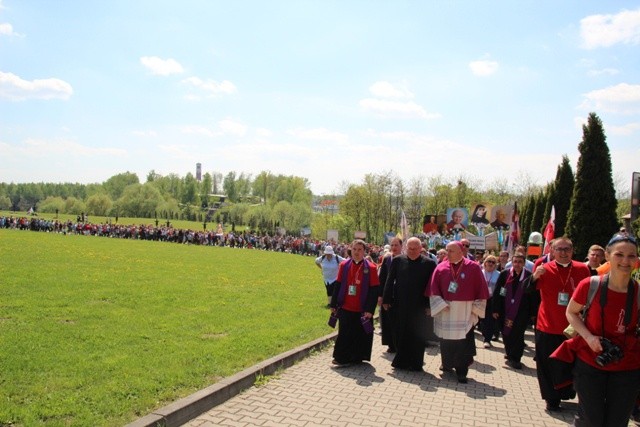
{"left": 196, "top": 163, "right": 202, "bottom": 182}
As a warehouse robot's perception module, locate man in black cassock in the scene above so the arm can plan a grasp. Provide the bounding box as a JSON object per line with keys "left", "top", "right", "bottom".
{"left": 382, "top": 237, "right": 436, "bottom": 371}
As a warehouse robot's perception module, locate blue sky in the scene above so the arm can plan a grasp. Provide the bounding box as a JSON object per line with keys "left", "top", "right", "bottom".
{"left": 1, "top": 1, "right": 639, "bottom": 196}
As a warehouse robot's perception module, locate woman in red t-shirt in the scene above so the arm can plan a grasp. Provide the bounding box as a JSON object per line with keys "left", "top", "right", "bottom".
{"left": 564, "top": 234, "right": 640, "bottom": 426}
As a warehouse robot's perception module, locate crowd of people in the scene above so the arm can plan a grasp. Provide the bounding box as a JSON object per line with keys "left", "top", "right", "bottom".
{"left": 0, "top": 215, "right": 375, "bottom": 258}
{"left": 318, "top": 233, "right": 640, "bottom": 426}
{"left": 5, "top": 212, "right": 640, "bottom": 425}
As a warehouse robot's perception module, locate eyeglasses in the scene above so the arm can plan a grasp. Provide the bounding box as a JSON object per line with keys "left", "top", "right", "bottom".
{"left": 554, "top": 247, "right": 572, "bottom": 252}
{"left": 485, "top": 261, "right": 496, "bottom": 264}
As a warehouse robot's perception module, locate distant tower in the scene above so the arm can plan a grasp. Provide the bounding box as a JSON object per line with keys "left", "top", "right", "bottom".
{"left": 196, "top": 163, "right": 202, "bottom": 182}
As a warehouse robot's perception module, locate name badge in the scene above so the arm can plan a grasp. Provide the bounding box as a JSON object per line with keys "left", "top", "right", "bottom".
{"left": 557, "top": 292, "right": 569, "bottom": 306}
{"left": 499, "top": 287, "right": 507, "bottom": 297}
{"left": 448, "top": 281, "right": 458, "bottom": 293}
{"left": 348, "top": 284, "right": 357, "bottom": 296}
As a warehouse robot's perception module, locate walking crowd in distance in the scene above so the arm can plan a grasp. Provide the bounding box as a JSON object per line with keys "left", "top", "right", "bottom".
{"left": 320, "top": 233, "right": 640, "bottom": 427}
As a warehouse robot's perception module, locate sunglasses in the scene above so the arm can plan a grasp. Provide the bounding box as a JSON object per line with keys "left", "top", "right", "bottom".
{"left": 462, "top": 244, "right": 470, "bottom": 248}
{"left": 607, "top": 234, "right": 638, "bottom": 247}
{"left": 554, "top": 247, "right": 572, "bottom": 252}
{"left": 485, "top": 261, "right": 496, "bottom": 264}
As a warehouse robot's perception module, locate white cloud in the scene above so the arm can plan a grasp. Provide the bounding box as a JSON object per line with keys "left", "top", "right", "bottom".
{"left": 132, "top": 130, "right": 158, "bottom": 137}
{"left": 359, "top": 98, "right": 441, "bottom": 120}
{"left": 286, "top": 127, "right": 349, "bottom": 143}
{"left": 0, "top": 22, "right": 14, "bottom": 36}
{"left": 0, "top": 71, "right": 73, "bottom": 101}
{"left": 181, "top": 77, "right": 237, "bottom": 96}
{"left": 181, "top": 119, "right": 246, "bottom": 138}
{"left": 469, "top": 59, "right": 499, "bottom": 76}
{"left": 580, "top": 8, "right": 640, "bottom": 49}
{"left": 587, "top": 68, "right": 620, "bottom": 77}
{"left": 255, "top": 128, "right": 272, "bottom": 138}
{"left": 182, "top": 125, "right": 217, "bottom": 138}
{"left": 218, "top": 119, "right": 247, "bottom": 137}
{"left": 580, "top": 83, "right": 640, "bottom": 114}
{"left": 0, "top": 138, "right": 126, "bottom": 158}
{"left": 610, "top": 122, "right": 640, "bottom": 136}
{"left": 158, "top": 144, "right": 197, "bottom": 161}
{"left": 369, "top": 81, "right": 414, "bottom": 99}
{"left": 140, "top": 56, "right": 184, "bottom": 76}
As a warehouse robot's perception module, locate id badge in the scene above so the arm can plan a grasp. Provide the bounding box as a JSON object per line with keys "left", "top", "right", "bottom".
{"left": 348, "top": 284, "right": 357, "bottom": 296}
{"left": 499, "top": 287, "right": 507, "bottom": 297}
{"left": 448, "top": 281, "right": 458, "bottom": 293}
{"left": 557, "top": 292, "right": 569, "bottom": 306}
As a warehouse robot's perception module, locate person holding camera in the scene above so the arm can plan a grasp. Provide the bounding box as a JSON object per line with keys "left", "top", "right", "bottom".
{"left": 554, "top": 234, "right": 640, "bottom": 426}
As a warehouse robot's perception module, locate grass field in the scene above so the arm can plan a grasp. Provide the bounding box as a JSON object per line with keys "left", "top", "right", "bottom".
{"left": 0, "top": 229, "right": 328, "bottom": 426}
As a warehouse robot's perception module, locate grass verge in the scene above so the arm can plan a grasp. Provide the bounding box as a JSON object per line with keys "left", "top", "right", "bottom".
{"left": 0, "top": 229, "right": 328, "bottom": 426}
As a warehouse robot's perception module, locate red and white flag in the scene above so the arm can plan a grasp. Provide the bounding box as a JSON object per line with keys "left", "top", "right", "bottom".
{"left": 542, "top": 205, "right": 555, "bottom": 255}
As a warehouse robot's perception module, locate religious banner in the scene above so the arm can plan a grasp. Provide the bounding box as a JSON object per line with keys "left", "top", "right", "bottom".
{"left": 490, "top": 205, "right": 512, "bottom": 230}
{"left": 423, "top": 214, "right": 439, "bottom": 234}
{"left": 446, "top": 207, "right": 469, "bottom": 233}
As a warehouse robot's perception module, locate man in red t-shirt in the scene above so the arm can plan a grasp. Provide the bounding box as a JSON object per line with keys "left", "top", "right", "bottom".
{"left": 529, "top": 237, "right": 590, "bottom": 412}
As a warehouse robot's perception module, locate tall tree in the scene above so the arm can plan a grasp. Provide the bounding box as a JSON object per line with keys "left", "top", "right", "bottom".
{"left": 566, "top": 112, "right": 619, "bottom": 259}
{"left": 531, "top": 191, "right": 546, "bottom": 237}
{"left": 552, "top": 156, "right": 574, "bottom": 237}
{"left": 103, "top": 172, "right": 139, "bottom": 200}
{"left": 223, "top": 172, "right": 237, "bottom": 202}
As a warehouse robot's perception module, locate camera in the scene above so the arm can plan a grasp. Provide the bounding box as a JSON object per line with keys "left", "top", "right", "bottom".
{"left": 595, "top": 338, "right": 623, "bottom": 367}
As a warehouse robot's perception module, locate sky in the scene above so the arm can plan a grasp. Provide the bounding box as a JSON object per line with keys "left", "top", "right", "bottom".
{"left": 1, "top": 1, "right": 639, "bottom": 196}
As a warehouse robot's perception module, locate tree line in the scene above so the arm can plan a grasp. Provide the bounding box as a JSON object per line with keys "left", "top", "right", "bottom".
{"left": 1, "top": 112, "right": 635, "bottom": 259}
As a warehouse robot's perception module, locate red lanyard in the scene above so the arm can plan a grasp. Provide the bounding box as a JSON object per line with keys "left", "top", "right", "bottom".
{"left": 557, "top": 263, "right": 574, "bottom": 292}
{"left": 450, "top": 261, "right": 463, "bottom": 283}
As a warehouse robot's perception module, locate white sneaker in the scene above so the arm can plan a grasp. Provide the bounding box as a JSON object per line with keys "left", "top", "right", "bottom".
{"left": 483, "top": 342, "right": 491, "bottom": 349}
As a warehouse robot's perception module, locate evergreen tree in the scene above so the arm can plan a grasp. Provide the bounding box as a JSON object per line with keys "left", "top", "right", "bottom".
{"left": 552, "top": 156, "right": 574, "bottom": 237}
{"left": 542, "top": 183, "right": 556, "bottom": 233}
{"left": 531, "top": 191, "right": 546, "bottom": 236}
{"left": 521, "top": 194, "right": 535, "bottom": 243}
{"left": 566, "top": 112, "right": 619, "bottom": 259}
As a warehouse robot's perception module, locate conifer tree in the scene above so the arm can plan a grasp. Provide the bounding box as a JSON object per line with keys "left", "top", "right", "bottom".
{"left": 542, "top": 183, "right": 555, "bottom": 233}
{"left": 531, "top": 191, "right": 546, "bottom": 236}
{"left": 552, "top": 156, "right": 574, "bottom": 237}
{"left": 566, "top": 113, "right": 619, "bottom": 259}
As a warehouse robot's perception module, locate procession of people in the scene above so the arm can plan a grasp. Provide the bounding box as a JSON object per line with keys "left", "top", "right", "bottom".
{"left": 320, "top": 230, "right": 640, "bottom": 426}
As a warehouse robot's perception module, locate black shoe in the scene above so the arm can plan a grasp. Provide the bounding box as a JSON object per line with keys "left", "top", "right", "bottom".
{"left": 545, "top": 400, "right": 561, "bottom": 412}
{"left": 507, "top": 360, "right": 523, "bottom": 370}
{"left": 457, "top": 376, "right": 468, "bottom": 384}
{"left": 386, "top": 347, "right": 396, "bottom": 353}
{"left": 439, "top": 365, "right": 453, "bottom": 373}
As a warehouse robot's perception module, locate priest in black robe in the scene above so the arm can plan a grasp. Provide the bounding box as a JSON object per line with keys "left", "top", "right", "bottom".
{"left": 382, "top": 237, "right": 436, "bottom": 371}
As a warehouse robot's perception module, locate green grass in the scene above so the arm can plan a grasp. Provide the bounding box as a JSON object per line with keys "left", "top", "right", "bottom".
{"left": 0, "top": 229, "right": 328, "bottom": 426}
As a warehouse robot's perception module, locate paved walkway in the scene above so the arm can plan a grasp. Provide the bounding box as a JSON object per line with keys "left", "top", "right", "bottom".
{"left": 182, "top": 328, "right": 588, "bottom": 426}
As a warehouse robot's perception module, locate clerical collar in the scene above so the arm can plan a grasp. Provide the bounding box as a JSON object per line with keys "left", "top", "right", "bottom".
{"left": 555, "top": 261, "right": 571, "bottom": 268}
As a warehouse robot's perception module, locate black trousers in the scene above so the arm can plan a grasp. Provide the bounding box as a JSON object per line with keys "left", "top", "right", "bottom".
{"left": 534, "top": 330, "right": 575, "bottom": 401}
{"left": 573, "top": 358, "right": 640, "bottom": 427}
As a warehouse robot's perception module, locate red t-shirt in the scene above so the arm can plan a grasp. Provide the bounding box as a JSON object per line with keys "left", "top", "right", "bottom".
{"left": 337, "top": 259, "right": 380, "bottom": 313}
{"left": 536, "top": 261, "right": 591, "bottom": 334}
{"left": 572, "top": 277, "right": 640, "bottom": 371}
